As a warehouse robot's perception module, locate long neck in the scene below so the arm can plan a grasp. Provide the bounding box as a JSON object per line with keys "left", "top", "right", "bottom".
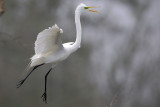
{"left": 70, "top": 6, "right": 82, "bottom": 52}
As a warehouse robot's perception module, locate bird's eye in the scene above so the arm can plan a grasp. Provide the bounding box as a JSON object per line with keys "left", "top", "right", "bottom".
{"left": 84, "top": 7, "right": 89, "bottom": 9}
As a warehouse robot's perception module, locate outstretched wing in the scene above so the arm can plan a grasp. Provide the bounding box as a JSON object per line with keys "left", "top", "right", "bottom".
{"left": 34, "top": 24, "right": 63, "bottom": 55}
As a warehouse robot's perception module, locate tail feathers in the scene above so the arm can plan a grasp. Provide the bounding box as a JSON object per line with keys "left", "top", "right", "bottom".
{"left": 30, "top": 58, "right": 44, "bottom": 67}
{"left": 24, "top": 61, "right": 32, "bottom": 73}
{"left": 19, "top": 55, "right": 44, "bottom": 79}
{"left": 19, "top": 61, "right": 32, "bottom": 80}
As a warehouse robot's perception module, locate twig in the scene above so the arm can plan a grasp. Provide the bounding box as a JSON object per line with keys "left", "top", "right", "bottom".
{"left": 0, "top": 0, "right": 4, "bottom": 16}
{"left": 105, "top": 93, "right": 119, "bottom": 107}
{"left": 110, "top": 94, "right": 118, "bottom": 107}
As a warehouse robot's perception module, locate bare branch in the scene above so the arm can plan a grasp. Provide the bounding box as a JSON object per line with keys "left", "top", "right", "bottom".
{"left": 0, "top": 0, "right": 4, "bottom": 16}
{"left": 109, "top": 94, "right": 118, "bottom": 107}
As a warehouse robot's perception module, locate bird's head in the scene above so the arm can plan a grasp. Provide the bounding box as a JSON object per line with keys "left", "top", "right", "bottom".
{"left": 79, "top": 3, "right": 100, "bottom": 13}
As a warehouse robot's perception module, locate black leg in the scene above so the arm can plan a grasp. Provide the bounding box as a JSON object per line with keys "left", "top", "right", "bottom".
{"left": 17, "top": 63, "right": 44, "bottom": 88}
{"left": 41, "top": 67, "right": 52, "bottom": 103}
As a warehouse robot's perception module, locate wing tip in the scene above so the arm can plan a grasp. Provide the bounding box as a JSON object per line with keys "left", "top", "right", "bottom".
{"left": 60, "top": 29, "right": 63, "bottom": 34}
{"left": 46, "top": 24, "right": 63, "bottom": 33}
{"left": 54, "top": 24, "right": 59, "bottom": 29}
{"left": 52, "top": 24, "right": 63, "bottom": 33}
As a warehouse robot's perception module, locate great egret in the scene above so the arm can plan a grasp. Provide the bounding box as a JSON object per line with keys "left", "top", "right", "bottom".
{"left": 17, "top": 3, "right": 99, "bottom": 103}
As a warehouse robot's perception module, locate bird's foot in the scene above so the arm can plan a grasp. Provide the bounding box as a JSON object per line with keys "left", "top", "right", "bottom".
{"left": 41, "top": 92, "right": 47, "bottom": 103}
{"left": 17, "top": 79, "right": 25, "bottom": 88}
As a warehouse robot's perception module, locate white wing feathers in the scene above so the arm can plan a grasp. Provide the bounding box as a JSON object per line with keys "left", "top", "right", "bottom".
{"left": 34, "top": 24, "right": 63, "bottom": 55}
{"left": 31, "top": 24, "right": 63, "bottom": 61}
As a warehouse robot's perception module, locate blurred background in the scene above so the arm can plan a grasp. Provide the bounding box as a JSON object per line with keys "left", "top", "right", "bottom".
{"left": 0, "top": 0, "right": 160, "bottom": 107}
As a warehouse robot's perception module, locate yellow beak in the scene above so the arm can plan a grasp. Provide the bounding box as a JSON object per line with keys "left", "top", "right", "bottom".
{"left": 87, "top": 7, "right": 100, "bottom": 13}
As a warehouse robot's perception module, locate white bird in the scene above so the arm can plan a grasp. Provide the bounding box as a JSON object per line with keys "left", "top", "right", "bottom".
{"left": 17, "top": 3, "right": 99, "bottom": 103}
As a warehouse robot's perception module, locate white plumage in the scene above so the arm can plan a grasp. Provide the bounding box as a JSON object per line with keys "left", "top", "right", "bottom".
{"left": 31, "top": 24, "right": 63, "bottom": 66}
{"left": 17, "top": 3, "right": 99, "bottom": 103}
{"left": 35, "top": 24, "right": 63, "bottom": 54}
